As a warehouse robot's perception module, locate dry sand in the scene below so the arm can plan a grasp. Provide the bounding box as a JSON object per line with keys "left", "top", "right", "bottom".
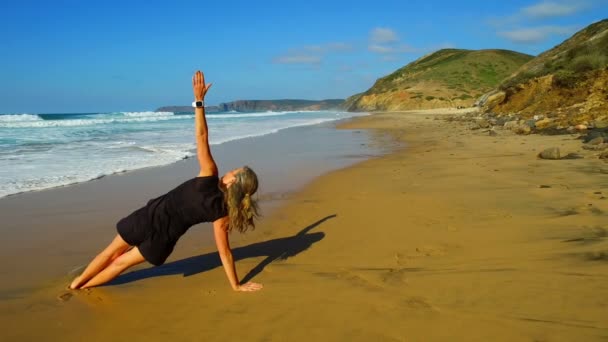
{"left": 3, "top": 109, "right": 608, "bottom": 341}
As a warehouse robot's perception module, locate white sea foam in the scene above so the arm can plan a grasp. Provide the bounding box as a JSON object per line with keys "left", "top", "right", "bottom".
{"left": 0, "top": 142, "right": 196, "bottom": 198}
{"left": 0, "top": 114, "right": 42, "bottom": 122}
{"left": 0, "top": 114, "right": 192, "bottom": 128}
{"left": 121, "top": 111, "right": 174, "bottom": 117}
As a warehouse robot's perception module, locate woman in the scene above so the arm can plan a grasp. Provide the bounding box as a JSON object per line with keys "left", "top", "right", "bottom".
{"left": 69, "top": 71, "right": 263, "bottom": 292}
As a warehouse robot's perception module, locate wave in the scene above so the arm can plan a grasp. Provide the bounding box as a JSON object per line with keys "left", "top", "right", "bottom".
{"left": 121, "top": 111, "right": 174, "bottom": 117}
{"left": 0, "top": 113, "right": 192, "bottom": 128}
{"left": 0, "top": 114, "right": 42, "bottom": 122}
{"left": 0, "top": 110, "right": 336, "bottom": 127}
{"left": 0, "top": 143, "right": 196, "bottom": 198}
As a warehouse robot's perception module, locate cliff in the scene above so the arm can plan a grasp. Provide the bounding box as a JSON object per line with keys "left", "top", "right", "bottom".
{"left": 156, "top": 105, "right": 220, "bottom": 113}
{"left": 156, "top": 99, "right": 344, "bottom": 113}
{"left": 216, "top": 99, "right": 343, "bottom": 112}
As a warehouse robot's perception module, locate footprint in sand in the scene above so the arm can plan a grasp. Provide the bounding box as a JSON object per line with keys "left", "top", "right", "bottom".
{"left": 402, "top": 296, "right": 436, "bottom": 311}
{"left": 314, "top": 270, "right": 381, "bottom": 290}
{"left": 57, "top": 291, "right": 73, "bottom": 302}
{"left": 413, "top": 245, "right": 446, "bottom": 257}
{"left": 561, "top": 204, "right": 606, "bottom": 216}
{"left": 563, "top": 225, "right": 608, "bottom": 244}
{"left": 584, "top": 250, "right": 608, "bottom": 261}
{"left": 381, "top": 268, "right": 410, "bottom": 286}
{"left": 394, "top": 252, "right": 406, "bottom": 266}
{"left": 57, "top": 287, "right": 105, "bottom": 305}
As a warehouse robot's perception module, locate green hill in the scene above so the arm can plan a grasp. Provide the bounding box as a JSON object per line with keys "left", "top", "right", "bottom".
{"left": 499, "top": 19, "right": 608, "bottom": 91}
{"left": 483, "top": 19, "right": 608, "bottom": 126}
{"left": 346, "top": 49, "right": 533, "bottom": 112}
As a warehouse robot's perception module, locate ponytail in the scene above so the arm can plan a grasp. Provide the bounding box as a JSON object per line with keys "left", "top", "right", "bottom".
{"left": 224, "top": 166, "right": 259, "bottom": 233}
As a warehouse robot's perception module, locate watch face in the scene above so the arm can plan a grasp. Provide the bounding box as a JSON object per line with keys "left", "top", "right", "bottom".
{"left": 196, "top": 101, "right": 204, "bottom": 107}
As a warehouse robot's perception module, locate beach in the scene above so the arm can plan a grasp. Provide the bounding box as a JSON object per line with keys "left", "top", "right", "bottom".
{"left": 2, "top": 109, "right": 608, "bottom": 341}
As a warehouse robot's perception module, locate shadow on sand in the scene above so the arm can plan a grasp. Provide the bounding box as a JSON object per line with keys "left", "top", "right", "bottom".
{"left": 109, "top": 214, "right": 336, "bottom": 286}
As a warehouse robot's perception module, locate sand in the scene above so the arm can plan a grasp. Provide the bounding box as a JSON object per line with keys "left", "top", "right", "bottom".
{"left": 2, "top": 109, "right": 608, "bottom": 341}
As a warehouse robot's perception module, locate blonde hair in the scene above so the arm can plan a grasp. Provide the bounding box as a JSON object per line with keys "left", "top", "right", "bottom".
{"left": 224, "top": 166, "right": 259, "bottom": 233}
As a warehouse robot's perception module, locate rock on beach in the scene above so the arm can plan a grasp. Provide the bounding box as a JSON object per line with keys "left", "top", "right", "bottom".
{"left": 538, "top": 147, "right": 561, "bottom": 160}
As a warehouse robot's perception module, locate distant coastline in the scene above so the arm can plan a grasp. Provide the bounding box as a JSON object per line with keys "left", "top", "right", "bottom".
{"left": 157, "top": 99, "right": 344, "bottom": 113}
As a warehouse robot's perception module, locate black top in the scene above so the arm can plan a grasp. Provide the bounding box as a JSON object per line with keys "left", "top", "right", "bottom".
{"left": 119, "top": 175, "right": 227, "bottom": 245}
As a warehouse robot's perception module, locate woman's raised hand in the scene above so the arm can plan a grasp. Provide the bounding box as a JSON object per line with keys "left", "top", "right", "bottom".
{"left": 192, "top": 70, "right": 212, "bottom": 101}
{"left": 236, "top": 282, "right": 263, "bottom": 292}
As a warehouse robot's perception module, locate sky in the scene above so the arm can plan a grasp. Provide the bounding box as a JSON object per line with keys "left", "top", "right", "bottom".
{"left": 0, "top": 0, "right": 606, "bottom": 113}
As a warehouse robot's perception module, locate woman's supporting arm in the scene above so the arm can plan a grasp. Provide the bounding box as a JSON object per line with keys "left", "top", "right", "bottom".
{"left": 213, "top": 217, "right": 263, "bottom": 292}
{"left": 192, "top": 70, "right": 218, "bottom": 177}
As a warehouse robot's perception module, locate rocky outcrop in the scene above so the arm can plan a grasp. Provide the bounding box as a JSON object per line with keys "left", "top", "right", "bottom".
{"left": 444, "top": 110, "right": 608, "bottom": 160}
{"left": 483, "top": 20, "right": 608, "bottom": 126}
{"left": 483, "top": 69, "right": 608, "bottom": 127}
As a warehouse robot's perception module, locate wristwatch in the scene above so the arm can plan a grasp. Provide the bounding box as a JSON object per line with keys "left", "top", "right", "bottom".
{"left": 192, "top": 101, "right": 204, "bottom": 108}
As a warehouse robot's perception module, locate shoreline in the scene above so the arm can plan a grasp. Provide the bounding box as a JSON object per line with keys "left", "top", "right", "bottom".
{"left": 3, "top": 108, "right": 608, "bottom": 341}
{"left": 0, "top": 112, "right": 369, "bottom": 199}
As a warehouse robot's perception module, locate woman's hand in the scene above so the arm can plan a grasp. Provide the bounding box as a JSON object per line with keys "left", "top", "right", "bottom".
{"left": 236, "top": 282, "right": 263, "bottom": 292}
{"left": 192, "top": 70, "right": 212, "bottom": 101}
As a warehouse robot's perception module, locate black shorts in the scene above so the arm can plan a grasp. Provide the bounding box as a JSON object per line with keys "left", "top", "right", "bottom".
{"left": 116, "top": 214, "right": 175, "bottom": 266}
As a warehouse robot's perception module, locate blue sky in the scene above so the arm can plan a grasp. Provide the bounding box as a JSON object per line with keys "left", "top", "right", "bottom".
{"left": 0, "top": 0, "right": 606, "bottom": 113}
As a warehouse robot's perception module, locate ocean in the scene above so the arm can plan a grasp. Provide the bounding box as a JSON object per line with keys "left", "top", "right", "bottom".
{"left": 0, "top": 110, "right": 366, "bottom": 198}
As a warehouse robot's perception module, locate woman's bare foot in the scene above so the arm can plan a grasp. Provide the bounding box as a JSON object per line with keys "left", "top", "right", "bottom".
{"left": 69, "top": 276, "right": 83, "bottom": 290}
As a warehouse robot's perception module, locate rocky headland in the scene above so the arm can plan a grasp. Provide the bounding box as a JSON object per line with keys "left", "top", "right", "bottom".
{"left": 157, "top": 99, "right": 344, "bottom": 113}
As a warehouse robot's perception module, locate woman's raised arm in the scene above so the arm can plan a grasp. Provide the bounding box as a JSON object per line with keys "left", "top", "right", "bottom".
{"left": 192, "top": 70, "right": 217, "bottom": 177}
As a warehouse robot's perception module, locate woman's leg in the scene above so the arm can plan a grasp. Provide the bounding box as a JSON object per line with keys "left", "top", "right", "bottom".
{"left": 80, "top": 246, "right": 145, "bottom": 289}
{"left": 70, "top": 234, "right": 131, "bottom": 289}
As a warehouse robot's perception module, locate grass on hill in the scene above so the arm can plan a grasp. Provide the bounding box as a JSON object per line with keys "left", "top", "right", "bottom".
{"left": 369, "top": 49, "right": 533, "bottom": 98}
{"left": 500, "top": 19, "right": 608, "bottom": 91}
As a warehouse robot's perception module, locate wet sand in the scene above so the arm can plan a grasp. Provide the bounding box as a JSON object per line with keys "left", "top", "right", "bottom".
{"left": 2, "top": 110, "right": 608, "bottom": 341}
